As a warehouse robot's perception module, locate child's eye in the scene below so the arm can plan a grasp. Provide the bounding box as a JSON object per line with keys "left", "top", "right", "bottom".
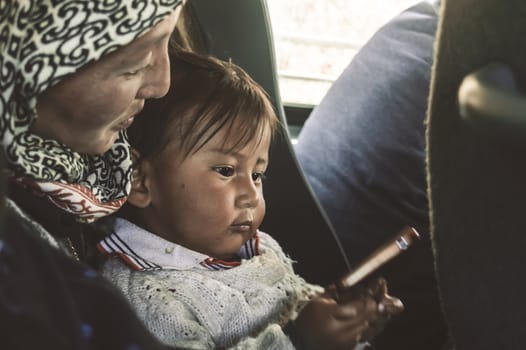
{"left": 213, "top": 166, "right": 234, "bottom": 177}
{"left": 252, "top": 172, "right": 266, "bottom": 183}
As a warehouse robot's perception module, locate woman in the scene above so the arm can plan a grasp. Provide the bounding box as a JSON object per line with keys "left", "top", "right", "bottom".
{"left": 0, "top": 1, "right": 184, "bottom": 348}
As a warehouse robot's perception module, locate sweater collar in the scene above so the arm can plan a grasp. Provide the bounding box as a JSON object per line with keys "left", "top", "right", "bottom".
{"left": 97, "top": 218, "right": 260, "bottom": 271}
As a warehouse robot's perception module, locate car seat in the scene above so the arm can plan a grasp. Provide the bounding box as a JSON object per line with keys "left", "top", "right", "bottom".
{"left": 427, "top": 0, "right": 526, "bottom": 348}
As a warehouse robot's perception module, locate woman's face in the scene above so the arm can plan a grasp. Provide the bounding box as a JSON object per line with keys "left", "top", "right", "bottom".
{"left": 33, "top": 7, "right": 182, "bottom": 155}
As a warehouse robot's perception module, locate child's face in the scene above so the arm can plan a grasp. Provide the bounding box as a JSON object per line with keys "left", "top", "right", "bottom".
{"left": 142, "top": 124, "right": 271, "bottom": 260}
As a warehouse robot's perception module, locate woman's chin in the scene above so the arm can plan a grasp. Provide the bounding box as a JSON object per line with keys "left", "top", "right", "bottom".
{"left": 78, "top": 133, "right": 120, "bottom": 155}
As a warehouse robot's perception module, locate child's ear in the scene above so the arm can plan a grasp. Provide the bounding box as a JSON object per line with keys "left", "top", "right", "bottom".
{"left": 127, "top": 149, "right": 152, "bottom": 208}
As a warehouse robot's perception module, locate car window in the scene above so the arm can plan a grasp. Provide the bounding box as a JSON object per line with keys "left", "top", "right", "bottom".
{"left": 267, "top": 0, "right": 423, "bottom": 106}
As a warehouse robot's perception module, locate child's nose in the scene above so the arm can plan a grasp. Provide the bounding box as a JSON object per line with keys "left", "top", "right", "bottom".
{"left": 236, "top": 178, "right": 260, "bottom": 209}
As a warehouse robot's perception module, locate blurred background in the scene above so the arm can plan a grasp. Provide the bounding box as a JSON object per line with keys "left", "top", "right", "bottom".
{"left": 267, "top": 0, "right": 421, "bottom": 106}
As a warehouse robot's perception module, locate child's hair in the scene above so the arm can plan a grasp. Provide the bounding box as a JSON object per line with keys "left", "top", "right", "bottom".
{"left": 127, "top": 49, "right": 280, "bottom": 164}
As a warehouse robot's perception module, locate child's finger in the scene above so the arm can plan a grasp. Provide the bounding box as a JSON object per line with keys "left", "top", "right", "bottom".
{"left": 379, "top": 295, "right": 404, "bottom": 316}
{"left": 339, "top": 320, "right": 370, "bottom": 345}
{"left": 333, "top": 296, "right": 378, "bottom": 320}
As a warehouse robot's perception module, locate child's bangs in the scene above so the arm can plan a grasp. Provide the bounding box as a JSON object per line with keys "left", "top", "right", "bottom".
{"left": 182, "top": 78, "right": 277, "bottom": 156}
{"left": 214, "top": 96, "right": 272, "bottom": 153}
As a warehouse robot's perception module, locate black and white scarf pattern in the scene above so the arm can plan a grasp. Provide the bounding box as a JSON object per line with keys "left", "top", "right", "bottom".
{"left": 0, "top": 0, "right": 182, "bottom": 222}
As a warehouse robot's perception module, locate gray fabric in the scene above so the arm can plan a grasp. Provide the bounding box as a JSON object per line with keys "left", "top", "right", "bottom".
{"left": 296, "top": 1, "right": 436, "bottom": 259}
{"left": 295, "top": 2, "right": 447, "bottom": 349}
{"left": 5, "top": 198, "right": 59, "bottom": 249}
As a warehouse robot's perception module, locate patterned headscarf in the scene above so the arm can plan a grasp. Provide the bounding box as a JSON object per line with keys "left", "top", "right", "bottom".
{"left": 0, "top": 0, "right": 183, "bottom": 222}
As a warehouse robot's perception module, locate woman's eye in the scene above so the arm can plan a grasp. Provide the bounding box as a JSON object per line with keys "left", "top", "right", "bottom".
{"left": 124, "top": 65, "right": 148, "bottom": 76}
{"left": 214, "top": 166, "right": 234, "bottom": 177}
{"left": 252, "top": 172, "right": 266, "bottom": 183}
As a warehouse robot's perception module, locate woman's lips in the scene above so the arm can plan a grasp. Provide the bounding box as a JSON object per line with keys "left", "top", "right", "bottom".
{"left": 117, "top": 115, "right": 135, "bottom": 130}
{"left": 117, "top": 103, "right": 143, "bottom": 130}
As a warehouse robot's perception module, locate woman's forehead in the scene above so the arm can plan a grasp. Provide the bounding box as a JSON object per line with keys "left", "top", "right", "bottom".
{"left": 132, "top": 9, "right": 181, "bottom": 48}
{"left": 106, "top": 9, "right": 180, "bottom": 60}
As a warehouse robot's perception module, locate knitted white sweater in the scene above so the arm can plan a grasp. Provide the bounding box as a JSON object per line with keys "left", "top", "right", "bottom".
{"left": 101, "top": 225, "right": 323, "bottom": 349}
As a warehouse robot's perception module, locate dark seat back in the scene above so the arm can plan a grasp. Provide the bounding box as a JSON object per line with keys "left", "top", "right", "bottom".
{"left": 427, "top": 0, "right": 526, "bottom": 348}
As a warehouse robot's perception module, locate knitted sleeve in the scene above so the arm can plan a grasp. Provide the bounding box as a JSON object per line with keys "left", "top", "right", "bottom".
{"left": 228, "top": 324, "right": 295, "bottom": 350}
{"left": 102, "top": 258, "right": 216, "bottom": 349}
{"left": 257, "top": 231, "right": 324, "bottom": 323}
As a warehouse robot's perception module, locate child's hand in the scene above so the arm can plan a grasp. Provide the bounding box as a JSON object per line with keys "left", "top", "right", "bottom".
{"left": 336, "top": 277, "right": 404, "bottom": 342}
{"left": 294, "top": 278, "right": 403, "bottom": 349}
{"left": 294, "top": 290, "right": 379, "bottom": 350}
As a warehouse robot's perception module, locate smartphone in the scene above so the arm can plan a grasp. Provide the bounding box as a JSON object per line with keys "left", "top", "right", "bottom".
{"left": 337, "top": 226, "right": 420, "bottom": 290}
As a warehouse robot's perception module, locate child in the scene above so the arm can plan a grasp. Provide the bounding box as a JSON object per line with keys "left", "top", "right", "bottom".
{"left": 98, "top": 50, "right": 402, "bottom": 349}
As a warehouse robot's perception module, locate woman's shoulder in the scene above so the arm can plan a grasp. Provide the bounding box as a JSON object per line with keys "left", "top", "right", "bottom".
{"left": 5, "top": 198, "right": 60, "bottom": 249}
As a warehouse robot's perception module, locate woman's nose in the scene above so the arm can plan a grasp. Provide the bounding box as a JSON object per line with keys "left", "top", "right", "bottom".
{"left": 136, "top": 49, "right": 170, "bottom": 99}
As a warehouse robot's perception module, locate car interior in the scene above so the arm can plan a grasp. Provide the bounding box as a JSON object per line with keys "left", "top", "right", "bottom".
{"left": 190, "top": 0, "right": 526, "bottom": 349}
{"left": 18, "top": 0, "right": 526, "bottom": 349}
